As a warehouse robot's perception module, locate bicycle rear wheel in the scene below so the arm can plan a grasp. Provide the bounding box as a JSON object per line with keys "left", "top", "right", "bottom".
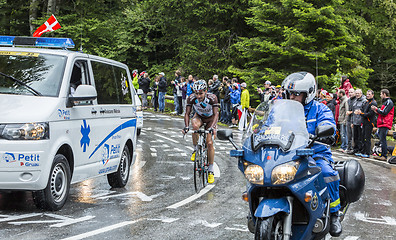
{"left": 194, "top": 147, "right": 204, "bottom": 193}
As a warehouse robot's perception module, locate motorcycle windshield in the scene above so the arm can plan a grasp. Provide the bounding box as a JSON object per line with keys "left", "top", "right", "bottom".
{"left": 248, "top": 99, "right": 309, "bottom": 152}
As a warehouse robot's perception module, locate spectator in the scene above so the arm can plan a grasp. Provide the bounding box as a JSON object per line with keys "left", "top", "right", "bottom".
{"left": 358, "top": 90, "right": 377, "bottom": 158}
{"left": 339, "top": 75, "right": 353, "bottom": 97}
{"left": 180, "top": 77, "right": 187, "bottom": 114}
{"left": 372, "top": 89, "right": 395, "bottom": 161}
{"left": 264, "top": 80, "right": 271, "bottom": 91}
{"left": 272, "top": 85, "right": 283, "bottom": 100}
{"left": 138, "top": 72, "right": 151, "bottom": 109}
{"left": 338, "top": 89, "right": 349, "bottom": 152}
{"left": 229, "top": 83, "right": 241, "bottom": 128}
{"left": 172, "top": 70, "right": 182, "bottom": 114}
{"left": 346, "top": 88, "right": 356, "bottom": 153}
{"left": 326, "top": 93, "right": 336, "bottom": 118}
{"left": 223, "top": 79, "right": 232, "bottom": 124}
{"left": 158, "top": 72, "right": 167, "bottom": 113}
{"left": 209, "top": 75, "right": 221, "bottom": 100}
{"left": 186, "top": 75, "right": 194, "bottom": 97}
{"left": 239, "top": 82, "right": 250, "bottom": 130}
{"left": 208, "top": 79, "right": 214, "bottom": 93}
{"left": 350, "top": 89, "right": 366, "bottom": 155}
{"left": 176, "top": 76, "right": 183, "bottom": 115}
{"left": 319, "top": 89, "right": 328, "bottom": 104}
{"left": 218, "top": 76, "right": 228, "bottom": 123}
{"left": 151, "top": 76, "right": 159, "bottom": 111}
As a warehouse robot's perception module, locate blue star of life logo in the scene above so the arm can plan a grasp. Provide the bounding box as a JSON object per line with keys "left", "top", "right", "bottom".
{"left": 80, "top": 120, "right": 91, "bottom": 152}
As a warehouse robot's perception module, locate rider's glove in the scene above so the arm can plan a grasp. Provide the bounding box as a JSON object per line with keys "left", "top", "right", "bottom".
{"left": 317, "top": 135, "right": 336, "bottom": 145}
{"left": 183, "top": 127, "right": 189, "bottom": 134}
{"left": 207, "top": 128, "right": 214, "bottom": 134}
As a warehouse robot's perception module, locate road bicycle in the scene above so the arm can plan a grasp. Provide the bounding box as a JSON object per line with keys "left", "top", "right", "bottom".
{"left": 191, "top": 129, "right": 210, "bottom": 193}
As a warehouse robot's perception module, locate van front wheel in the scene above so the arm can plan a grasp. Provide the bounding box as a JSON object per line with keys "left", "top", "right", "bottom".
{"left": 32, "top": 154, "right": 71, "bottom": 211}
{"left": 107, "top": 145, "right": 131, "bottom": 188}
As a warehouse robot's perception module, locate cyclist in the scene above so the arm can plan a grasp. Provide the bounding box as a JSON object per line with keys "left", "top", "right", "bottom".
{"left": 182, "top": 79, "right": 220, "bottom": 184}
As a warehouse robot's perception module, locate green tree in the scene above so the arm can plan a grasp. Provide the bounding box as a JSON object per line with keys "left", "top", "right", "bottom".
{"left": 231, "top": 0, "right": 371, "bottom": 92}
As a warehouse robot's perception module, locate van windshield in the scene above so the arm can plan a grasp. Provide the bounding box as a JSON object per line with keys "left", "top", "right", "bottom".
{"left": 0, "top": 51, "right": 66, "bottom": 97}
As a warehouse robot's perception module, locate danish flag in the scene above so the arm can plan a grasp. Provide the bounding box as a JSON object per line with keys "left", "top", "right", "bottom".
{"left": 33, "top": 14, "right": 61, "bottom": 37}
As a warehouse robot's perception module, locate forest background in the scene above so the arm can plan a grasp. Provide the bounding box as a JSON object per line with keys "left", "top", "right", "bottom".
{"left": 1, "top": 0, "right": 396, "bottom": 106}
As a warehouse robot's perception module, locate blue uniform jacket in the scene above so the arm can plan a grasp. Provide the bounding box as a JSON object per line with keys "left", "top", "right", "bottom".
{"left": 304, "top": 100, "right": 336, "bottom": 162}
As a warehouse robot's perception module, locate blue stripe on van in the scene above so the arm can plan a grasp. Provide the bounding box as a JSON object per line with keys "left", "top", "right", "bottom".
{"left": 89, "top": 119, "right": 137, "bottom": 159}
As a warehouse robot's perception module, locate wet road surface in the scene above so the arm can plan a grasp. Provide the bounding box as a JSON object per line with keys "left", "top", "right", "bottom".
{"left": 1, "top": 111, "right": 396, "bottom": 240}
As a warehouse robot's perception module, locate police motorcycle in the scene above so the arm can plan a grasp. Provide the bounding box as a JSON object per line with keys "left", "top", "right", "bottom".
{"left": 217, "top": 99, "right": 365, "bottom": 240}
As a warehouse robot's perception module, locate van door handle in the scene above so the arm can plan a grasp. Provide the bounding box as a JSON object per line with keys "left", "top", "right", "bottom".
{"left": 91, "top": 110, "right": 97, "bottom": 114}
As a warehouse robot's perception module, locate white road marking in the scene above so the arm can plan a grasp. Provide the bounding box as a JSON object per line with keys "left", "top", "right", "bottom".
{"left": 0, "top": 213, "right": 41, "bottom": 223}
{"left": 9, "top": 220, "right": 63, "bottom": 225}
{"left": 167, "top": 185, "right": 215, "bottom": 209}
{"left": 97, "top": 191, "right": 153, "bottom": 201}
{"left": 225, "top": 227, "right": 249, "bottom": 232}
{"left": 214, "top": 162, "right": 220, "bottom": 178}
{"left": 150, "top": 139, "right": 165, "bottom": 143}
{"left": 354, "top": 211, "right": 396, "bottom": 225}
{"left": 61, "top": 220, "right": 138, "bottom": 240}
{"left": 154, "top": 134, "right": 178, "bottom": 143}
{"left": 151, "top": 152, "right": 157, "bottom": 157}
{"left": 147, "top": 217, "right": 179, "bottom": 223}
{"left": 344, "top": 237, "right": 360, "bottom": 240}
{"left": 50, "top": 216, "right": 96, "bottom": 228}
{"left": 136, "top": 160, "right": 146, "bottom": 169}
{"left": 191, "top": 219, "right": 222, "bottom": 228}
{"left": 90, "top": 191, "right": 116, "bottom": 199}
{"left": 168, "top": 153, "right": 187, "bottom": 157}
{"left": 151, "top": 144, "right": 169, "bottom": 148}
{"left": 185, "top": 146, "right": 195, "bottom": 151}
{"left": 138, "top": 140, "right": 145, "bottom": 143}
{"left": 150, "top": 148, "right": 157, "bottom": 152}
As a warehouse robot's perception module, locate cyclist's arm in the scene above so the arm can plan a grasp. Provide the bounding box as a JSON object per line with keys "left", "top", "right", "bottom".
{"left": 211, "top": 105, "right": 219, "bottom": 129}
{"left": 184, "top": 105, "right": 192, "bottom": 128}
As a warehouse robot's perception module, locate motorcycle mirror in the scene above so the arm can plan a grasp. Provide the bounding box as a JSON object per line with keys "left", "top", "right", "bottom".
{"left": 217, "top": 129, "right": 233, "bottom": 141}
{"left": 315, "top": 125, "right": 335, "bottom": 138}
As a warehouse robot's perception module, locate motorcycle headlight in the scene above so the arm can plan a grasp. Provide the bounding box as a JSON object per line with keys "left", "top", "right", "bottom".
{"left": 271, "top": 161, "right": 299, "bottom": 185}
{"left": 1, "top": 122, "right": 49, "bottom": 140}
{"left": 244, "top": 164, "right": 264, "bottom": 184}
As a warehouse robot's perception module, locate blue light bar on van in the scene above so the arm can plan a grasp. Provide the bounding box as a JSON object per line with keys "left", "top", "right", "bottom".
{"left": 0, "top": 36, "right": 75, "bottom": 49}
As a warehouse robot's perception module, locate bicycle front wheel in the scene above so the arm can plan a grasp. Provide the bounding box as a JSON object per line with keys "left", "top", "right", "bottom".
{"left": 194, "top": 148, "right": 204, "bottom": 193}
{"left": 202, "top": 149, "right": 208, "bottom": 188}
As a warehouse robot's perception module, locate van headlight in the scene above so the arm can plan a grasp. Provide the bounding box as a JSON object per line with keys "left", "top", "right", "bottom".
{"left": 244, "top": 164, "right": 264, "bottom": 184}
{"left": 1, "top": 122, "right": 49, "bottom": 140}
{"left": 271, "top": 161, "right": 299, "bottom": 185}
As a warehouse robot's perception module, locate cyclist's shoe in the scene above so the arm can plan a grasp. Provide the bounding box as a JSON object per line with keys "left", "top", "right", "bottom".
{"left": 190, "top": 151, "right": 196, "bottom": 161}
{"left": 208, "top": 171, "right": 215, "bottom": 184}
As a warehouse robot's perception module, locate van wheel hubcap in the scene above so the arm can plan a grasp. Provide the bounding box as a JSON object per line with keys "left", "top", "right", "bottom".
{"left": 50, "top": 163, "right": 67, "bottom": 203}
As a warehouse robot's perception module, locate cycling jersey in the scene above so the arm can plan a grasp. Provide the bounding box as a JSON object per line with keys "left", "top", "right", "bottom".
{"left": 186, "top": 93, "right": 219, "bottom": 118}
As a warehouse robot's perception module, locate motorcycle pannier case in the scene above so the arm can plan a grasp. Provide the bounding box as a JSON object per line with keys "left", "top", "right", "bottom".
{"left": 335, "top": 159, "right": 365, "bottom": 204}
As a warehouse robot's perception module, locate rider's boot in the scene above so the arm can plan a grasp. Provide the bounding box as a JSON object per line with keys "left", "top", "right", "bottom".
{"left": 329, "top": 212, "right": 342, "bottom": 237}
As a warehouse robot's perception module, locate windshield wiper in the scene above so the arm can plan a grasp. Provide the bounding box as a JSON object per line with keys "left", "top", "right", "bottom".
{"left": 0, "top": 72, "right": 42, "bottom": 96}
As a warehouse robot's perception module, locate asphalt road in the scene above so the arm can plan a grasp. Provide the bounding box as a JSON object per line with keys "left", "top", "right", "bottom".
{"left": 1, "top": 111, "right": 396, "bottom": 240}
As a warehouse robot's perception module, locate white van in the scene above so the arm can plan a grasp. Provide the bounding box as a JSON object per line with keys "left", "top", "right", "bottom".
{"left": 0, "top": 36, "right": 138, "bottom": 210}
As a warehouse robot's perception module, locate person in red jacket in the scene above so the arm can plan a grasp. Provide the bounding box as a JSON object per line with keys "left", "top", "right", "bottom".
{"left": 371, "top": 89, "right": 394, "bottom": 161}
{"left": 339, "top": 75, "right": 353, "bottom": 97}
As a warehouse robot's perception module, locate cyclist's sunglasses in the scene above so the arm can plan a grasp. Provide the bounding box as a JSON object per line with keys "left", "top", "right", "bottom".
{"left": 287, "top": 91, "right": 303, "bottom": 96}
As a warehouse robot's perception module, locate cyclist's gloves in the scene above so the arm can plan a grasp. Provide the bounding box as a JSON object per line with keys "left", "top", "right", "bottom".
{"left": 183, "top": 127, "right": 189, "bottom": 134}
{"left": 207, "top": 128, "right": 214, "bottom": 134}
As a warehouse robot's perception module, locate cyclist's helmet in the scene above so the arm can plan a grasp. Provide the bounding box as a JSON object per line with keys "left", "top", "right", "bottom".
{"left": 193, "top": 80, "right": 208, "bottom": 92}
{"left": 281, "top": 72, "right": 316, "bottom": 105}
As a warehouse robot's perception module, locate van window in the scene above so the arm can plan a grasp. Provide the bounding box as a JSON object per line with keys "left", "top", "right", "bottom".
{"left": 0, "top": 52, "right": 66, "bottom": 97}
{"left": 91, "top": 61, "right": 132, "bottom": 105}
{"left": 113, "top": 66, "right": 132, "bottom": 104}
{"left": 91, "top": 61, "right": 119, "bottom": 104}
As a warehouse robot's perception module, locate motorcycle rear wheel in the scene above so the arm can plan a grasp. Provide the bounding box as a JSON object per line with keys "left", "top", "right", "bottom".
{"left": 255, "top": 215, "right": 284, "bottom": 240}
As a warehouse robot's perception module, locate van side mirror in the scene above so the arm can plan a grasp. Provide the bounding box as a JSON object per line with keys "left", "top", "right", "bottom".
{"left": 67, "top": 85, "right": 97, "bottom": 107}
{"left": 137, "top": 89, "right": 143, "bottom": 95}
{"left": 315, "top": 125, "right": 334, "bottom": 138}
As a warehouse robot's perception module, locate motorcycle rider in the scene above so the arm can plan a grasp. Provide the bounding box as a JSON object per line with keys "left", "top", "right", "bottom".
{"left": 282, "top": 72, "right": 342, "bottom": 237}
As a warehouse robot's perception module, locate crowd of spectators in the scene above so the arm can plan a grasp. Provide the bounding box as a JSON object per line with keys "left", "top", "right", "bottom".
{"left": 137, "top": 71, "right": 395, "bottom": 161}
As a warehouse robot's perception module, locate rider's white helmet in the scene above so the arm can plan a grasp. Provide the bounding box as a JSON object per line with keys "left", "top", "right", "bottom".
{"left": 281, "top": 72, "right": 317, "bottom": 105}
{"left": 193, "top": 80, "right": 207, "bottom": 92}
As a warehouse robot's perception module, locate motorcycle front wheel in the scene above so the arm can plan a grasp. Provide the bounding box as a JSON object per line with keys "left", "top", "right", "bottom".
{"left": 255, "top": 215, "right": 284, "bottom": 240}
